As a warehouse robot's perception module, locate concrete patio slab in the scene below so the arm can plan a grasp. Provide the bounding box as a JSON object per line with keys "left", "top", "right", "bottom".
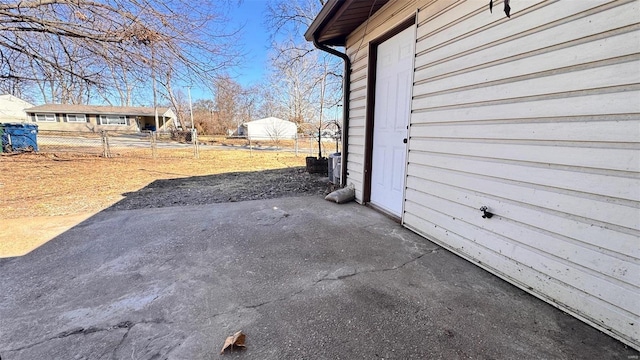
{"left": 0, "top": 196, "right": 636, "bottom": 359}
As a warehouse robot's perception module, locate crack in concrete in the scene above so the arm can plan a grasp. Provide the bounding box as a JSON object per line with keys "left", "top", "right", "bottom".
{"left": 111, "top": 323, "right": 133, "bottom": 360}
{"left": 319, "top": 249, "right": 439, "bottom": 282}
{"left": 2, "top": 319, "right": 170, "bottom": 355}
{"left": 244, "top": 283, "right": 310, "bottom": 310}
{"left": 241, "top": 248, "right": 441, "bottom": 311}
{"left": 163, "top": 341, "right": 183, "bottom": 357}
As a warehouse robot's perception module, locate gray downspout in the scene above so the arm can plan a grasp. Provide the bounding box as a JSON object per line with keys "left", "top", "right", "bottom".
{"left": 312, "top": 39, "right": 350, "bottom": 187}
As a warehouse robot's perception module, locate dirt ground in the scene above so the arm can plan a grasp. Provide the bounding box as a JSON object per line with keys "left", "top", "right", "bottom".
{"left": 0, "top": 150, "right": 331, "bottom": 220}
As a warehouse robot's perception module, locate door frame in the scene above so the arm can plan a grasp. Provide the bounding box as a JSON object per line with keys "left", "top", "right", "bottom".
{"left": 363, "top": 15, "right": 417, "bottom": 218}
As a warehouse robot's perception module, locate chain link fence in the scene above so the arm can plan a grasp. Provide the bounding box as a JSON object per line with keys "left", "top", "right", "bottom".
{"left": 36, "top": 130, "right": 341, "bottom": 159}
{"left": 38, "top": 130, "right": 200, "bottom": 159}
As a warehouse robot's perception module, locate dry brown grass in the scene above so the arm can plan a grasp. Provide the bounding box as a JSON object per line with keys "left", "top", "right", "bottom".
{"left": 198, "top": 135, "right": 298, "bottom": 149}
{"left": 0, "top": 149, "right": 306, "bottom": 219}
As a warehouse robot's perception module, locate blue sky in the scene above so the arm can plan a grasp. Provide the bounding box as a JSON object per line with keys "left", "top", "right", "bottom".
{"left": 191, "top": 0, "right": 273, "bottom": 101}
{"left": 228, "top": 0, "right": 271, "bottom": 86}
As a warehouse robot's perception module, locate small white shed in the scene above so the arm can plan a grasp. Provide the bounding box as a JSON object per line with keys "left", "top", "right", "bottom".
{"left": 240, "top": 117, "right": 297, "bottom": 140}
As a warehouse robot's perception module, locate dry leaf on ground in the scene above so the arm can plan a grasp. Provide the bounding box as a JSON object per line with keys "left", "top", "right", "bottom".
{"left": 220, "top": 330, "right": 246, "bottom": 354}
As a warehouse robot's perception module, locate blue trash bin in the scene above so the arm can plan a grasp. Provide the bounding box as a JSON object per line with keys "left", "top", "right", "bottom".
{"left": 1, "top": 123, "right": 39, "bottom": 152}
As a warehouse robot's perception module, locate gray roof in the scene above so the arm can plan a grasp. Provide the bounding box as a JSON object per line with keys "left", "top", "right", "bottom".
{"left": 25, "top": 104, "right": 173, "bottom": 117}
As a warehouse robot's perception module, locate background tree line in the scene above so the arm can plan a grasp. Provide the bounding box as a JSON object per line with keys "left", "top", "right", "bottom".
{"left": 0, "top": 0, "right": 342, "bottom": 135}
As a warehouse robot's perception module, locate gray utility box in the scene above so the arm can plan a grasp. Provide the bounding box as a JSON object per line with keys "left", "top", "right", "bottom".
{"left": 328, "top": 152, "right": 342, "bottom": 185}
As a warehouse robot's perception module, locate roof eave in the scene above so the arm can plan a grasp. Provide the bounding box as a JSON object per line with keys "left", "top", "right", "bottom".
{"left": 24, "top": 106, "right": 173, "bottom": 118}
{"left": 304, "top": 0, "right": 341, "bottom": 43}
{"left": 306, "top": 0, "right": 390, "bottom": 47}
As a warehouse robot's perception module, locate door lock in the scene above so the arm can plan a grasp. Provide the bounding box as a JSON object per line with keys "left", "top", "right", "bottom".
{"left": 403, "top": 138, "right": 408, "bottom": 144}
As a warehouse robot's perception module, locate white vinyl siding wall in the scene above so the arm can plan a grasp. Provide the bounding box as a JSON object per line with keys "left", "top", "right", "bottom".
{"left": 345, "top": 0, "right": 639, "bottom": 348}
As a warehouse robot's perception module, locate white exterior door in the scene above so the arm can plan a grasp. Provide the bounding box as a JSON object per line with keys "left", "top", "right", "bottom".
{"left": 370, "top": 26, "right": 415, "bottom": 216}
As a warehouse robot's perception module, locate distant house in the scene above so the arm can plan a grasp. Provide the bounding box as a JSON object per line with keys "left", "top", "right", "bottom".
{"left": 0, "top": 94, "right": 34, "bottom": 122}
{"left": 239, "top": 117, "right": 297, "bottom": 140}
{"left": 24, "top": 104, "right": 177, "bottom": 132}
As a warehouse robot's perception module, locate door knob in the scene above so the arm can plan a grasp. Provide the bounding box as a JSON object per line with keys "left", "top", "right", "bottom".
{"left": 403, "top": 138, "right": 407, "bottom": 144}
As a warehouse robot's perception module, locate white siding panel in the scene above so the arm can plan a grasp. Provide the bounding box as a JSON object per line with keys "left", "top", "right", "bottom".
{"left": 346, "top": 165, "right": 364, "bottom": 181}
{"left": 407, "top": 163, "right": 639, "bottom": 232}
{"left": 414, "top": 30, "right": 640, "bottom": 92}
{"left": 346, "top": 166, "right": 364, "bottom": 202}
{"left": 350, "top": 107, "right": 367, "bottom": 120}
{"left": 416, "top": 0, "right": 464, "bottom": 25}
{"left": 351, "top": 78, "right": 367, "bottom": 93}
{"left": 349, "top": 127, "right": 366, "bottom": 137}
{"left": 348, "top": 143, "right": 364, "bottom": 152}
{"left": 346, "top": 134, "right": 365, "bottom": 199}
{"left": 349, "top": 117, "right": 366, "bottom": 128}
{"left": 348, "top": 135, "right": 365, "bottom": 147}
{"left": 410, "top": 138, "right": 640, "bottom": 172}
{"left": 348, "top": 0, "right": 418, "bottom": 46}
{"left": 413, "top": 61, "right": 640, "bottom": 110}
{"left": 400, "top": 0, "right": 640, "bottom": 348}
{"left": 416, "top": 0, "right": 549, "bottom": 54}
{"left": 349, "top": 99, "right": 366, "bottom": 112}
{"left": 347, "top": 162, "right": 364, "bottom": 178}
{"left": 416, "top": 0, "right": 615, "bottom": 63}
{"left": 350, "top": 87, "right": 367, "bottom": 101}
{"left": 348, "top": 153, "right": 365, "bottom": 166}
{"left": 415, "top": 2, "right": 638, "bottom": 75}
{"left": 350, "top": 66, "right": 368, "bottom": 84}
{"left": 412, "top": 90, "right": 640, "bottom": 123}
{"left": 410, "top": 118, "right": 640, "bottom": 143}
{"left": 409, "top": 152, "right": 640, "bottom": 203}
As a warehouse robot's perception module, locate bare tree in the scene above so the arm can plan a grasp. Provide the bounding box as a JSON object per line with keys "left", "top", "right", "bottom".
{"left": 236, "top": 85, "right": 260, "bottom": 125}
{"left": 99, "top": 55, "right": 140, "bottom": 106}
{"left": 213, "top": 75, "right": 246, "bottom": 133}
{"left": 0, "top": 0, "right": 241, "bottom": 104}
{"left": 192, "top": 99, "right": 218, "bottom": 135}
{"left": 266, "top": 39, "right": 342, "bottom": 158}
{"left": 0, "top": 48, "right": 32, "bottom": 98}
{"left": 27, "top": 34, "right": 100, "bottom": 104}
{"left": 265, "top": 0, "right": 343, "bottom": 155}
{"left": 267, "top": 40, "right": 316, "bottom": 125}
{"left": 256, "top": 84, "right": 283, "bottom": 119}
{"left": 162, "top": 86, "right": 189, "bottom": 130}
{"left": 266, "top": 0, "right": 324, "bottom": 41}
